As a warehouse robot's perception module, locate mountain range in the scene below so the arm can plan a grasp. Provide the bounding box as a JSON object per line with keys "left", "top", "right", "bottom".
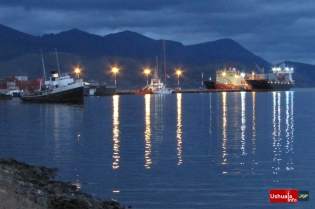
{"left": 0, "top": 23, "right": 314, "bottom": 89}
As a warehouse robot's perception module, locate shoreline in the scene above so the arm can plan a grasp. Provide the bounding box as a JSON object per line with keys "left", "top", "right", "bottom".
{"left": 0, "top": 158, "right": 130, "bottom": 209}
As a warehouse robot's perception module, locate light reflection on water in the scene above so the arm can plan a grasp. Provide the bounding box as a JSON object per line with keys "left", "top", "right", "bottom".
{"left": 176, "top": 93, "right": 182, "bottom": 165}
{"left": 112, "top": 95, "right": 120, "bottom": 170}
{"left": 144, "top": 94, "right": 152, "bottom": 169}
{"left": 2, "top": 90, "right": 315, "bottom": 209}
{"left": 272, "top": 91, "right": 294, "bottom": 182}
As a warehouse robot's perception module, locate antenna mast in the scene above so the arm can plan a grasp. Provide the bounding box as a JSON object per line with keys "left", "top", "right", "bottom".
{"left": 40, "top": 49, "right": 46, "bottom": 80}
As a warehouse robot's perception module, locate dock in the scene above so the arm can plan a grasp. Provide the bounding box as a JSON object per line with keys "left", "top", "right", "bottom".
{"left": 115, "top": 89, "right": 250, "bottom": 95}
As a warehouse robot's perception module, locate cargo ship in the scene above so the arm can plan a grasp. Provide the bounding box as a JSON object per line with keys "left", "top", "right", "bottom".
{"left": 245, "top": 63, "right": 294, "bottom": 91}
{"left": 203, "top": 64, "right": 249, "bottom": 90}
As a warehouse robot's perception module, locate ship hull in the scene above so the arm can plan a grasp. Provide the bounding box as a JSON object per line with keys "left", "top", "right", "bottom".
{"left": 20, "top": 85, "right": 84, "bottom": 104}
{"left": 214, "top": 83, "right": 248, "bottom": 90}
{"left": 0, "top": 93, "right": 12, "bottom": 100}
{"left": 245, "top": 80, "right": 293, "bottom": 91}
{"left": 152, "top": 88, "right": 172, "bottom": 94}
{"left": 203, "top": 81, "right": 216, "bottom": 89}
{"left": 204, "top": 81, "right": 249, "bottom": 90}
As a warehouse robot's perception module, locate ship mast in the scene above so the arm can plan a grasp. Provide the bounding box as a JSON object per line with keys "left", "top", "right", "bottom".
{"left": 55, "top": 48, "right": 61, "bottom": 75}
{"left": 156, "top": 55, "right": 158, "bottom": 80}
{"left": 163, "top": 40, "right": 166, "bottom": 85}
{"left": 40, "top": 49, "right": 46, "bottom": 81}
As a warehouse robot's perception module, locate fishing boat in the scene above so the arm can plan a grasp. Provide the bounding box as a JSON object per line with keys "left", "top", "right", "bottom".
{"left": 135, "top": 42, "right": 173, "bottom": 95}
{"left": 135, "top": 67, "right": 172, "bottom": 95}
{"left": 20, "top": 71, "right": 84, "bottom": 104}
{"left": 152, "top": 40, "right": 172, "bottom": 94}
{"left": 150, "top": 68, "right": 172, "bottom": 94}
{"left": 245, "top": 63, "right": 294, "bottom": 91}
{"left": 20, "top": 49, "right": 84, "bottom": 104}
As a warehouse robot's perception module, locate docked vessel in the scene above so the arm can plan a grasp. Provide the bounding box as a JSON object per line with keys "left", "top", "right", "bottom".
{"left": 245, "top": 63, "right": 294, "bottom": 91}
{"left": 152, "top": 41, "right": 172, "bottom": 94}
{"left": 135, "top": 68, "right": 172, "bottom": 95}
{"left": 150, "top": 73, "right": 172, "bottom": 94}
{"left": 0, "top": 92, "right": 12, "bottom": 100}
{"left": 84, "top": 80, "right": 116, "bottom": 96}
{"left": 20, "top": 71, "right": 84, "bottom": 104}
{"left": 203, "top": 80, "right": 216, "bottom": 89}
{"left": 6, "top": 89, "right": 23, "bottom": 97}
{"left": 204, "top": 64, "right": 249, "bottom": 90}
{"left": 135, "top": 86, "right": 153, "bottom": 95}
{"left": 136, "top": 43, "right": 172, "bottom": 95}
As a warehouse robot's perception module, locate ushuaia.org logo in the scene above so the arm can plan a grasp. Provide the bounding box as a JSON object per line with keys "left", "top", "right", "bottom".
{"left": 269, "top": 189, "right": 298, "bottom": 203}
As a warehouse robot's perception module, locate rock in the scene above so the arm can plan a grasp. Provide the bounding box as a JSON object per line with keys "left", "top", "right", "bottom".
{"left": 36, "top": 196, "right": 49, "bottom": 207}
{"left": 0, "top": 158, "right": 129, "bottom": 209}
{"left": 33, "top": 167, "right": 43, "bottom": 177}
{"left": 77, "top": 197, "right": 93, "bottom": 208}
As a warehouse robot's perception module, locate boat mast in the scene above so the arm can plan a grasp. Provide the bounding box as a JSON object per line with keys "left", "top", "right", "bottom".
{"left": 156, "top": 55, "right": 158, "bottom": 80}
{"left": 163, "top": 40, "right": 166, "bottom": 85}
{"left": 40, "top": 49, "right": 46, "bottom": 80}
{"left": 55, "top": 48, "right": 61, "bottom": 75}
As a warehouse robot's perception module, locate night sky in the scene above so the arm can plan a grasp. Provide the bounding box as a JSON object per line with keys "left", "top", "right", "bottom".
{"left": 1, "top": 0, "right": 315, "bottom": 65}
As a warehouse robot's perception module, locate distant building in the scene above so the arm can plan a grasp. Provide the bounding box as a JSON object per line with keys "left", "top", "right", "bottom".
{"left": 0, "top": 76, "right": 41, "bottom": 93}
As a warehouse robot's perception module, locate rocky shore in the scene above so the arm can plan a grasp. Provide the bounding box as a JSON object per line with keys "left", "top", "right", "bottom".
{"left": 0, "top": 158, "right": 130, "bottom": 209}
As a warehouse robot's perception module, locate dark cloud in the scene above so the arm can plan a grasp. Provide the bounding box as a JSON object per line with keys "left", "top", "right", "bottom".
{"left": 1, "top": 0, "right": 315, "bottom": 64}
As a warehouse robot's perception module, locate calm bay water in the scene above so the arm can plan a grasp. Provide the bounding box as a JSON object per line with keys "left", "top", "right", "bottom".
{"left": 1, "top": 89, "right": 315, "bottom": 208}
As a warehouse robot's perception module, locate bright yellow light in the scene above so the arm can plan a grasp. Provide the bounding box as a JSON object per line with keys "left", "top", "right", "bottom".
{"left": 222, "top": 72, "right": 226, "bottom": 76}
{"left": 74, "top": 67, "right": 81, "bottom": 74}
{"left": 112, "top": 67, "right": 119, "bottom": 74}
{"left": 176, "top": 70, "right": 182, "bottom": 76}
{"left": 144, "top": 69, "right": 150, "bottom": 75}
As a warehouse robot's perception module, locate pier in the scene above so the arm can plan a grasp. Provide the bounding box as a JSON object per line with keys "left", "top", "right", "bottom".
{"left": 115, "top": 88, "right": 250, "bottom": 95}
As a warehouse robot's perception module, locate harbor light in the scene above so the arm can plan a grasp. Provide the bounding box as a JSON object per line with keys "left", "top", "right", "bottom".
{"left": 240, "top": 72, "right": 245, "bottom": 78}
{"left": 144, "top": 69, "right": 150, "bottom": 85}
{"left": 112, "top": 67, "right": 119, "bottom": 86}
{"left": 176, "top": 70, "right": 182, "bottom": 86}
{"left": 74, "top": 67, "right": 81, "bottom": 78}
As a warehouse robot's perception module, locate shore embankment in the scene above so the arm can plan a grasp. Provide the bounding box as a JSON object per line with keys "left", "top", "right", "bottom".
{"left": 0, "top": 158, "right": 129, "bottom": 209}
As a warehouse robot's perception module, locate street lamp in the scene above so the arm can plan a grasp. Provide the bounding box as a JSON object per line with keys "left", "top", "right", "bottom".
{"left": 176, "top": 70, "right": 182, "bottom": 86}
{"left": 74, "top": 67, "right": 81, "bottom": 78}
{"left": 144, "top": 69, "right": 150, "bottom": 85}
{"left": 112, "top": 67, "right": 119, "bottom": 85}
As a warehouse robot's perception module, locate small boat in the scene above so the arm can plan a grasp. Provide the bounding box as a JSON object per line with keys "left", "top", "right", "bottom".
{"left": 6, "top": 89, "right": 23, "bottom": 97}
{"left": 152, "top": 40, "right": 172, "bottom": 94}
{"left": 0, "top": 92, "right": 12, "bottom": 100}
{"left": 135, "top": 43, "right": 173, "bottom": 95}
{"left": 150, "top": 72, "right": 173, "bottom": 94}
{"left": 135, "top": 68, "right": 172, "bottom": 94}
{"left": 135, "top": 86, "right": 153, "bottom": 95}
{"left": 20, "top": 71, "right": 84, "bottom": 104}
